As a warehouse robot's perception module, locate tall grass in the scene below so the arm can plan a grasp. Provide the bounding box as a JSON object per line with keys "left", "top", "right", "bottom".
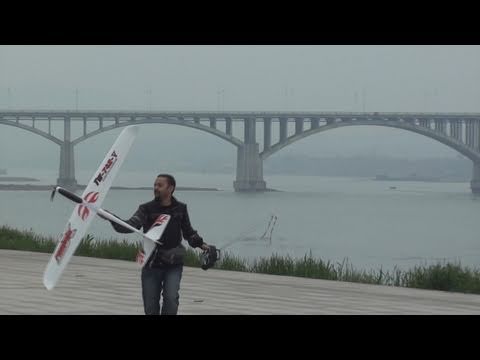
{"left": 1, "top": 225, "right": 480, "bottom": 295}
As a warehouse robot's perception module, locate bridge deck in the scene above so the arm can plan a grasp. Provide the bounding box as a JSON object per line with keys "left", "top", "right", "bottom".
{"left": 1, "top": 250, "right": 479, "bottom": 315}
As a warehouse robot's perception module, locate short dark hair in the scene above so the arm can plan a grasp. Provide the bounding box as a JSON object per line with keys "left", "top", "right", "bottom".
{"left": 157, "top": 174, "right": 176, "bottom": 193}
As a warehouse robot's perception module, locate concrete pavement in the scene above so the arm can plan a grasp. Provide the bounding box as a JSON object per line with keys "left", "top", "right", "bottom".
{"left": 1, "top": 250, "right": 479, "bottom": 314}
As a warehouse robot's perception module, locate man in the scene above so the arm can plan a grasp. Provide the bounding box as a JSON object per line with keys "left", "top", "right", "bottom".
{"left": 99, "top": 174, "right": 209, "bottom": 315}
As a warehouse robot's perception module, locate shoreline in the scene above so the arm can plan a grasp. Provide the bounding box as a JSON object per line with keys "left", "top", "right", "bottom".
{"left": 0, "top": 177, "right": 40, "bottom": 182}
{"left": 0, "top": 184, "right": 281, "bottom": 192}
{"left": 0, "top": 184, "right": 221, "bottom": 191}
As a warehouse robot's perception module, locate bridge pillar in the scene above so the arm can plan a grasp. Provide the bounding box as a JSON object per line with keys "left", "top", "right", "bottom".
{"left": 209, "top": 117, "right": 217, "bottom": 129}
{"left": 264, "top": 118, "right": 271, "bottom": 151}
{"left": 244, "top": 117, "right": 255, "bottom": 143}
{"left": 450, "top": 119, "right": 462, "bottom": 141}
{"left": 57, "top": 141, "right": 77, "bottom": 189}
{"left": 434, "top": 119, "right": 446, "bottom": 134}
{"left": 57, "top": 117, "right": 77, "bottom": 190}
{"left": 471, "top": 162, "right": 480, "bottom": 194}
{"left": 226, "top": 117, "right": 232, "bottom": 136}
{"left": 471, "top": 120, "right": 480, "bottom": 194}
{"left": 234, "top": 117, "right": 266, "bottom": 191}
{"left": 474, "top": 119, "right": 480, "bottom": 151}
{"left": 295, "top": 118, "right": 304, "bottom": 135}
{"left": 279, "top": 117, "right": 287, "bottom": 142}
{"left": 233, "top": 143, "right": 266, "bottom": 192}
{"left": 466, "top": 120, "right": 474, "bottom": 147}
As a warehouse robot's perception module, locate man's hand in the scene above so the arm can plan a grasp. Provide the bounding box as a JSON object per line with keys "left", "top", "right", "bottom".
{"left": 200, "top": 243, "right": 210, "bottom": 251}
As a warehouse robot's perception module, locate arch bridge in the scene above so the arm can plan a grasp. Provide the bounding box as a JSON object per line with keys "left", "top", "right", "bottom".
{"left": 1, "top": 110, "right": 480, "bottom": 193}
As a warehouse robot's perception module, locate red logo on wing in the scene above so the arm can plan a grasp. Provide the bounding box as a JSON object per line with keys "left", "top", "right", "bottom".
{"left": 55, "top": 223, "right": 77, "bottom": 264}
{"left": 77, "top": 191, "right": 100, "bottom": 221}
{"left": 136, "top": 250, "right": 145, "bottom": 265}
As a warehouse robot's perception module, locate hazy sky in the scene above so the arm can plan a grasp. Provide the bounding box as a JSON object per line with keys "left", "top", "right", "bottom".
{"left": 1, "top": 45, "right": 479, "bottom": 171}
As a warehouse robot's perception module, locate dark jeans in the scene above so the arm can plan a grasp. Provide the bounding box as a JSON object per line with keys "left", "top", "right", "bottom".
{"left": 141, "top": 264, "right": 183, "bottom": 315}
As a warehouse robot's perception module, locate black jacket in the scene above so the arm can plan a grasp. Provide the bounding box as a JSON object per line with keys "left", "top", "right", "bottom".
{"left": 108, "top": 196, "right": 204, "bottom": 250}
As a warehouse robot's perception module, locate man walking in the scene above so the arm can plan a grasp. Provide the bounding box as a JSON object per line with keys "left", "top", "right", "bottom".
{"left": 99, "top": 174, "right": 209, "bottom": 315}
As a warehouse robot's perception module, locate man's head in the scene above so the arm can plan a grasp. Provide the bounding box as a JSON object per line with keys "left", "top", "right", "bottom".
{"left": 154, "top": 174, "right": 176, "bottom": 200}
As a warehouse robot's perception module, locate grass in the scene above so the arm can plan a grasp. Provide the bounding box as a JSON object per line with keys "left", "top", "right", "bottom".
{"left": 1, "top": 225, "right": 480, "bottom": 295}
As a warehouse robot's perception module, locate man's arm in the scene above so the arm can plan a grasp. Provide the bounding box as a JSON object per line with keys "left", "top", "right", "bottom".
{"left": 99, "top": 205, "right": 146, "bottom": 233}
{"left": 181, "top": 205, "right": 208, "bottom": 250}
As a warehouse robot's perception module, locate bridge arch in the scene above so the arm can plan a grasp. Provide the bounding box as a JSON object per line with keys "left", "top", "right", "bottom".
{"left": 0, "top": 121, "right": 62, "bottom": 145}
{"left": 260, "top": 120, "right": 480, "bottom": 163}
{"left": 72, "top": 118, "right": 243, "bottom": 147}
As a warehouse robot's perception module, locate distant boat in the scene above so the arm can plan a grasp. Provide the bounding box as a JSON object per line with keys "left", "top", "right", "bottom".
{"left": 389, "top": 186, "right": 397, "bottom": 190}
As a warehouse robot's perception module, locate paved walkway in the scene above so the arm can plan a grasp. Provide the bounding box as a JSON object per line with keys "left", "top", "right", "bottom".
{"left": 1, "top": 250, "right": 479, "bottom": 314}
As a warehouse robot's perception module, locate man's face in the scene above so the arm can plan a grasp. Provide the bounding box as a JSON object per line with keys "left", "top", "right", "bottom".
{"left": 154, "top": 177, "right": 173, "bottom": 199}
